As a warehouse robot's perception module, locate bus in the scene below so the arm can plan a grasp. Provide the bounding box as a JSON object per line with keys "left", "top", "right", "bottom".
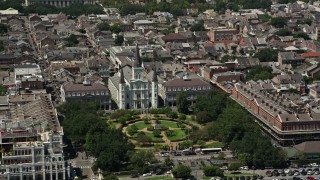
{"left": 200, "top": 148, "right": 222, "bottom": 154}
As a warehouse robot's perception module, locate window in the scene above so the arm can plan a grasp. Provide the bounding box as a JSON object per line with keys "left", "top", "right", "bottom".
{"left": 127, "top": 94, "right": 129, "bottom": 99}
{"left": 137, "top": 93, "right": 141, "bottom": 98}
{"left": 101, "top": 91, "right": 104, "bottom": 95}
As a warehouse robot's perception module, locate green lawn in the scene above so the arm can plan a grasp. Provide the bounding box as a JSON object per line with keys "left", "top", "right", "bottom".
{"left": 205, "top": 142, "right": 224, "bottom": 148}
{"left": 145, "top": 176, "right": 174, "bottom": 180}
{"left": 167, "top": 129, "right": 186, "bottom": 141}
{"left": 145, "top": 132, "right": 164, "bottom": 142}
{"left": 133, "top": 121, "right": 149, "bottom": 130}
{"left": 160, "top": 120, "right": 178, "bottom": 128}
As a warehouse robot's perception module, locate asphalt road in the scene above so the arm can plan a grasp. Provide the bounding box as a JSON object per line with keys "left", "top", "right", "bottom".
{"left": 69, "top": 152, "right": 95, "bottom": 180}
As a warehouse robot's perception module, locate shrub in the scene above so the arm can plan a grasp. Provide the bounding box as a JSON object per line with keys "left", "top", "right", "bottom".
{"left": 150, "top": 107, "right": 172, "bottom": 114}
{"left": 127, "top": 125, "right": 138, "bottom": 136}
{"left": 153, "top": 129, "right": 161, "bottom": 137}
{"left": 165, "top": 130, "right": 175, "bottom": 137}
{"left": 147, "top": 126, "right": 154, "bottom": 131}
{"left": 168, "top": 112, "right": 178, "bottom": 119}
{"left": 179, "top": 114, "right": 187, "bottom": 120}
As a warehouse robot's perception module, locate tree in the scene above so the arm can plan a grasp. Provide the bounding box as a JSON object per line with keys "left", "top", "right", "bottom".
{"left": 164, "top": 156, "right": 173, "bottom": 167}
{"left": 65, "top": 34, "right": 79, "bottom": 47}
{"left": 110, "top": 24, "right": 122, "bottom": 34}
{"left": 196, "top": 140, "right": 206, "bottom": 147}
{"left": 196, "top": 111, "right": 212, "bottom": 124}
{"left": 246, "top": 66, "right": 273, "bottom": 81}
{"left": 270, "top": 17, "right": 287, "bottom": 28}
{"left": 0, "top": 23, "right": 9, "bottom": 35}
{"left": 177, "top": 92, "right": 189, "bottom": 114}
{"left": 172, "top": 165, "right": 191, "bottom": 178}
{"left": 194, "top": 90, "right": 227, "bottom": 122}
{"left": 190, "top": 20, "right": 205, "bottom": 31}
{"left": 153, "top": 129, "right": 161, "bottom": 137}
{"left": 85, "top": 121, "right": 134, "bottom": 172}
{"left": 274, "top": 28, "right": 292, "bottom": 36}
{"left": 254, "top": 48, "right": 278, "bottom": 62}
{"left": 130, "top": 151, "right": 157, "bottom": 172}
{"left": 293, "top": 32, "right": 311, "bottom": 40}
{"left": 228, "top": 163, "right": 241, "bottom": 171}
{"left": 179, "top": 114, "right": 187, "bottom": 120}
{"left": 203, "top": 166, "right": 224, "bottom": 177}
{"left": 97, "top": 22, "right": 110, "bottom": 31}
{"left": 115, "top": 35, "right": 124, "bottom": 46}
{"left": 78, "top": 29, "right": 86, "bottom": 34}
{"left": 0, "top": 84, "right": 5, "bottom": 95}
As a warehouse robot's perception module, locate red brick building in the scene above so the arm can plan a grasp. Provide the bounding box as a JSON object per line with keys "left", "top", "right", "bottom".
{"left": 231, "top": 82, "right": 320, "bottom": 145}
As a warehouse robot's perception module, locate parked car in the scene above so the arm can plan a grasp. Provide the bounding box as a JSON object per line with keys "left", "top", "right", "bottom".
{"left": 142, "top": 173, "right": 152, "bottom": 177}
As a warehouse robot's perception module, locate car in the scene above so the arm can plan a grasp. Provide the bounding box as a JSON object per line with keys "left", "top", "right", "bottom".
{"left": 167, "top": 171, "right": 172, "bottom": 174}
{"left": 284, "top": 169, "right": 290, "bottom": 174}
{"left": 131, "top": 173, "right": 139, "bottom": 178}
{"left": 210, "top": 178, "right": 215, "bottom": 180}
{"left": 281, "top": 173, "right": 286, "bottom": 177}
{"left": 294, "top": 172, "right": 300, "bottom": 176}
{"left": 307, "top": 176, "right": 316, "bottom": 180}
{"left": 287, "top": 171, "right": 294, "bottom": 176}
{"left": 307, "top": 171, "right": 314, "bottom": 175}
{"left": 311, "top": 163, "right": 318, "bottom": 167}
{"left": 221, "top": 166, "right": 228, "bottom": 170}
{"left": 314, "top": 171, "right": 319, "bottom": 175}
{"left": 142, "top": 173, "right": 152, "bottom": 177}
{"left": 314, "top": 168, "right": 319, "bottom": 172}
{"left": 241, "top": 166, "right": 249, "bottom": 171}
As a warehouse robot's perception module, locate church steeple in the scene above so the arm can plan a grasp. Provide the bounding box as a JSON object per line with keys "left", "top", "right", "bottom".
{"left": 152, "top": 50, "right": 158, "bottom": 82}
{"left": 134, "top": 44, "right": 141, "bottom": 67}
{"left": 119, "top": 68, "right": 125, "bottom": 84}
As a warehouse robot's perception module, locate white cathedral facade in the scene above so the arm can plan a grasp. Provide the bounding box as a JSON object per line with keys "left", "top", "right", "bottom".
{"left": 108, "top": 45, "right": 158, "bottom": 109}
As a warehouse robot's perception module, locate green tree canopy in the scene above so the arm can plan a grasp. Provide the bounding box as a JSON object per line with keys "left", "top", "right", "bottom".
{"left": 177, "top": 92, "right": 190, "bottom": 114}
{"left": 254, "top": 48, "right": 278, "bottom": 62}
{"left": 115, "top": 35, "right": 124, "bottom": 46}
{"left": 274, "top": 28, "right": 292, "bottom": 36}
{"left": 194, "top": 90, "right": 227, "bottom": 123}
{"left": 246, "top": 65, "right": 273, "bottom": 81}
{"left": 129, "top": 151, "right": 157, "bottom": 172}
{"left": 172, "top": 165, "right": 191, "bottom": 178}
{"left": 0, "top": 23, "right": 9, "bottom": 35}
{"left": 190, "top": 20, "right": 205, "bottom": 32}
{"left": 97, "top": 22, "right": 110, "bottom": 31}
{"left": 65, "top": 34, "right": 79, "bottom": 47}
{"left": 203, "top": 166, "right": 224, "bottom": 177}
{"left": 86, "top": 121, "right": 134, "bottom": 172}
{"left": 293, "top": 32, "right": 311, "bottom": 40}
{"left": 270, "top": 17, "right": 288, "bottom": 28}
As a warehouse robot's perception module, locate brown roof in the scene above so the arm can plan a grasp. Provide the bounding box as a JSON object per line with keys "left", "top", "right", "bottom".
{"left": 162, "top": 33, "right": 186, "bottom": 41}
{"left": 163, "top": 78, "right": 210, "bottom": 88}
{"left": 62, "top": 82, "right": 108, "bottom": 92}
{"left": 294, "top": 141, "right": 320, "bottom": 154}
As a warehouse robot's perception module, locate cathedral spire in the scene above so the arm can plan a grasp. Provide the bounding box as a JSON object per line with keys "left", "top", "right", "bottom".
{"left": 134, "top": 44, "right": 141, "bottom": 67}
{"left": 152, "top": 50, "right": 158, "bottom": 82}
{"left": 119, "top": 68, "right": 125, "bottom": 84}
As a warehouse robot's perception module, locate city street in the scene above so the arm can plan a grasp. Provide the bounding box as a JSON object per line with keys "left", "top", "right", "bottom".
{"left": 69, "top": 152, "right": 95, "bottom": 180}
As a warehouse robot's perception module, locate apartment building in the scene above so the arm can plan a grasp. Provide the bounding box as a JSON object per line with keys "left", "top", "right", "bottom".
{"left": 0, "top": 94, "right": 69, "bottom": 180}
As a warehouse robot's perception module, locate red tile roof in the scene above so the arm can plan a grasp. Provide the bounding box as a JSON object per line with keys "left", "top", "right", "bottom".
{"left": 301, "top": 52, "right": 320, "bottom": 58}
